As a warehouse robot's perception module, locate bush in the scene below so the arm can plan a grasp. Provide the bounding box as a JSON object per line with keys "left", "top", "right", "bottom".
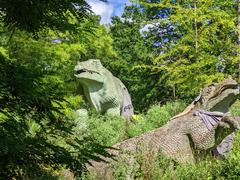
{"left": 74, "top": 113, "right": 126, "bottom": 146}
{"left": 75, "top": 101, "right": 186, "bottom": 147}
{"left": 127, "top": 101, "right": 186, "bottom": 137}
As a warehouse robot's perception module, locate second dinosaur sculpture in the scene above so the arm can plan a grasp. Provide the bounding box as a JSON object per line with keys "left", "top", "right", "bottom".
{"left": 89, "top": 78, "right": 240, "bottom": 179}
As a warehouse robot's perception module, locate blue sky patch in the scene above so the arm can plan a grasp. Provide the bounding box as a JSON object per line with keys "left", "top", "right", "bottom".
{"left": 86, "top": 0, "right": 130, "bottom": 24}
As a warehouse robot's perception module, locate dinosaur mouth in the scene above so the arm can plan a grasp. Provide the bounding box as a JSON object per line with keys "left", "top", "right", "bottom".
{"left": 75, "top": 68, "right": 94, "bottom": 75}
{"left": 76, "top": 69, "right": 88, "bottom": 75}
{"left": 75, "top": 68, "right": 100, "bottom": 76}
{"left": 207, "top": 85, "right": 239, "bottom": 113}
{"left": 211, "top": 84, "right": 238, "bottom": 99}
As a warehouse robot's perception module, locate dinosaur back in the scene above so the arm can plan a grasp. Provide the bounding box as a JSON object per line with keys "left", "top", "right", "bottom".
{"left": 121, "top": 86, "right": 134, "bottom": 120}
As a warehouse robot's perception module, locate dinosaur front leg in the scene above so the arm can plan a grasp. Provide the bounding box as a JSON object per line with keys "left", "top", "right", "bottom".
{"left": 161, "top": 135, "right": 195, "bottom": 164}
{"left": 213, "top": 132, "right": 236, "bottom": 158}
{"left": 212, "top": 116, "right": 240, "bottom": 157}
{"left": 173, "top": 137, "right": 195, "bottom": 164}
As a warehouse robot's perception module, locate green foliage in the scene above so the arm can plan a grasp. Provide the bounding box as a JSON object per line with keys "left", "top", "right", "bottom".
{"left": 76, "top": 101, "right": 186, "bottom": 148}
{"left": 107, "top": 0, "right": 239, "bottom": 111}
{"left": 216, "top": 131, "right": 240, "bottom": 179}
{"left": 77, "top": 113, "right": 126, "bottom": 146}
{"left": 0, "top": 16, "right": 115, "bottom": 178}
{"left": 103, "top": 5, "right": 170, "bottom": 112}
{"left": 109, "top": 131, "right": 240, "bottom": 180}
{"left": 169, "top": 132, "right": 240, "bottom": 180}
{"left": 127, "top": 101, "right": 186, "bottom": 137}
{"left": 0, "top": 53, "right": 106, "bottom": 178}
{"left": 0, "top": 0, "right": 106, "bottom": 34}
{"left": 137, "top": 0, "right": 238, "bottom": 100}
{"left": 1, "top": 0, "right": 240, "bottom": 178}
{"left": 83, "top": 101, "right": 240, "bottom": 179}
{"left": 230, "top": 100, "right": 240, "bottom": 116}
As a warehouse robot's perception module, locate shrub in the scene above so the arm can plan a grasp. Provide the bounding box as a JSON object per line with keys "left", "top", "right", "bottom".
{"left": 74, "top": 113, "right": 126, "bottom": 146}
{"left": 128, "top": 101, "right": 186, "bottom": 137}
{"left": 76, "top": 101, "right": 186, "bottom": 146}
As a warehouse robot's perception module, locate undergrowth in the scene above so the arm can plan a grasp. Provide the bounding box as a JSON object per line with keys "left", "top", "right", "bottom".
{"left": 75, "top": 101, "right": 186, "bottom": 144}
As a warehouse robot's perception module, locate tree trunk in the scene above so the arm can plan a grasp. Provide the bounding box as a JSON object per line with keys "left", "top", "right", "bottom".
{"left": 194, "top": 0, "right": 198, "bottom": 54}
{"left": 173, "top": 85, "right": 176, "bottom": 100}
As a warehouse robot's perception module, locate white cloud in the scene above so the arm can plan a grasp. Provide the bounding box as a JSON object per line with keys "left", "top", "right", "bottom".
{"left": 140, "top": 24, "right": 155, "bottom": 33}
{"left": 86, "top": 0, "right": 114, "bottom": 24}
{"left": 110, "top": 0, "right": 129, "bottom": 16}
{"left": 139, "top": 23, "right": 159, "bottom": 35}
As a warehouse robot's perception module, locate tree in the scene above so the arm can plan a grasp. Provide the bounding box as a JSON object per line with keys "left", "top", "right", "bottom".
{"left": 0, "top": 14, "right": 114, "bottom": 178}
{"left": 0, "top": 0, "right": 106, "bottom": 33}
{"left": 138, "top": 0, "right": 238, "bottom": 100}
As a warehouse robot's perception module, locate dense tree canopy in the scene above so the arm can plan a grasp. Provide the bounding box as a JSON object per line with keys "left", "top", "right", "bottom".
{"left": 137, "top": 0, "right": 238, "bottom": 99}
{"left": 105, "top": 0, "right": 239, "bottom": 107}
{"left": 0, "top": 0, "right": 106, "bottom": 33}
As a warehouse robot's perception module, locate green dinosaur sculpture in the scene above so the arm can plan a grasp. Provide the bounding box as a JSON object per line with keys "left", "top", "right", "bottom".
{"left": 74, "top": 59, "right": 134, "bottom": 119}
{"left": 89, "top": 78, "right": 240, "bottom": 179}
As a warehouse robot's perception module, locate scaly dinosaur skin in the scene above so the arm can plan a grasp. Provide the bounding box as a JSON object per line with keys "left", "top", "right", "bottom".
{"left": 89, "top": 79, "right": 240, "bottom": 179}
{"left": 74, "top": 59, "right": 134, "bottom": 119}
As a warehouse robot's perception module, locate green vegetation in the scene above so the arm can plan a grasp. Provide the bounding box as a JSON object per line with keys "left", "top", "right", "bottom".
{"left": 0, "top": 0, "right": 240, "bottom": 179}
{"left": 0, "top": 13, "right": 114, "bottom": 178}
{"left": 104, "top": 0, "right": 239, "bottom": 110}
{"left": 78, "top": 101, "right": 186, "bottom": 146}
{"left": 0, "top": 0, "right": 106, "bottom": 33}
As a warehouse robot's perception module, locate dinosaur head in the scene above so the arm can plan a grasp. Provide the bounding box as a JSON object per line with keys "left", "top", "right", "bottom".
{"left": 201, "top": 78, "right": 240, "bottom": 113}
{"left": 74, "top": 59, "right": 104, "bottom": 85}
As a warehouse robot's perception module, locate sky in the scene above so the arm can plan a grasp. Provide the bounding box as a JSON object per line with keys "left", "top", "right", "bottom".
{"left": 86, "top": 0, "right": 130, "bottom": 24}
